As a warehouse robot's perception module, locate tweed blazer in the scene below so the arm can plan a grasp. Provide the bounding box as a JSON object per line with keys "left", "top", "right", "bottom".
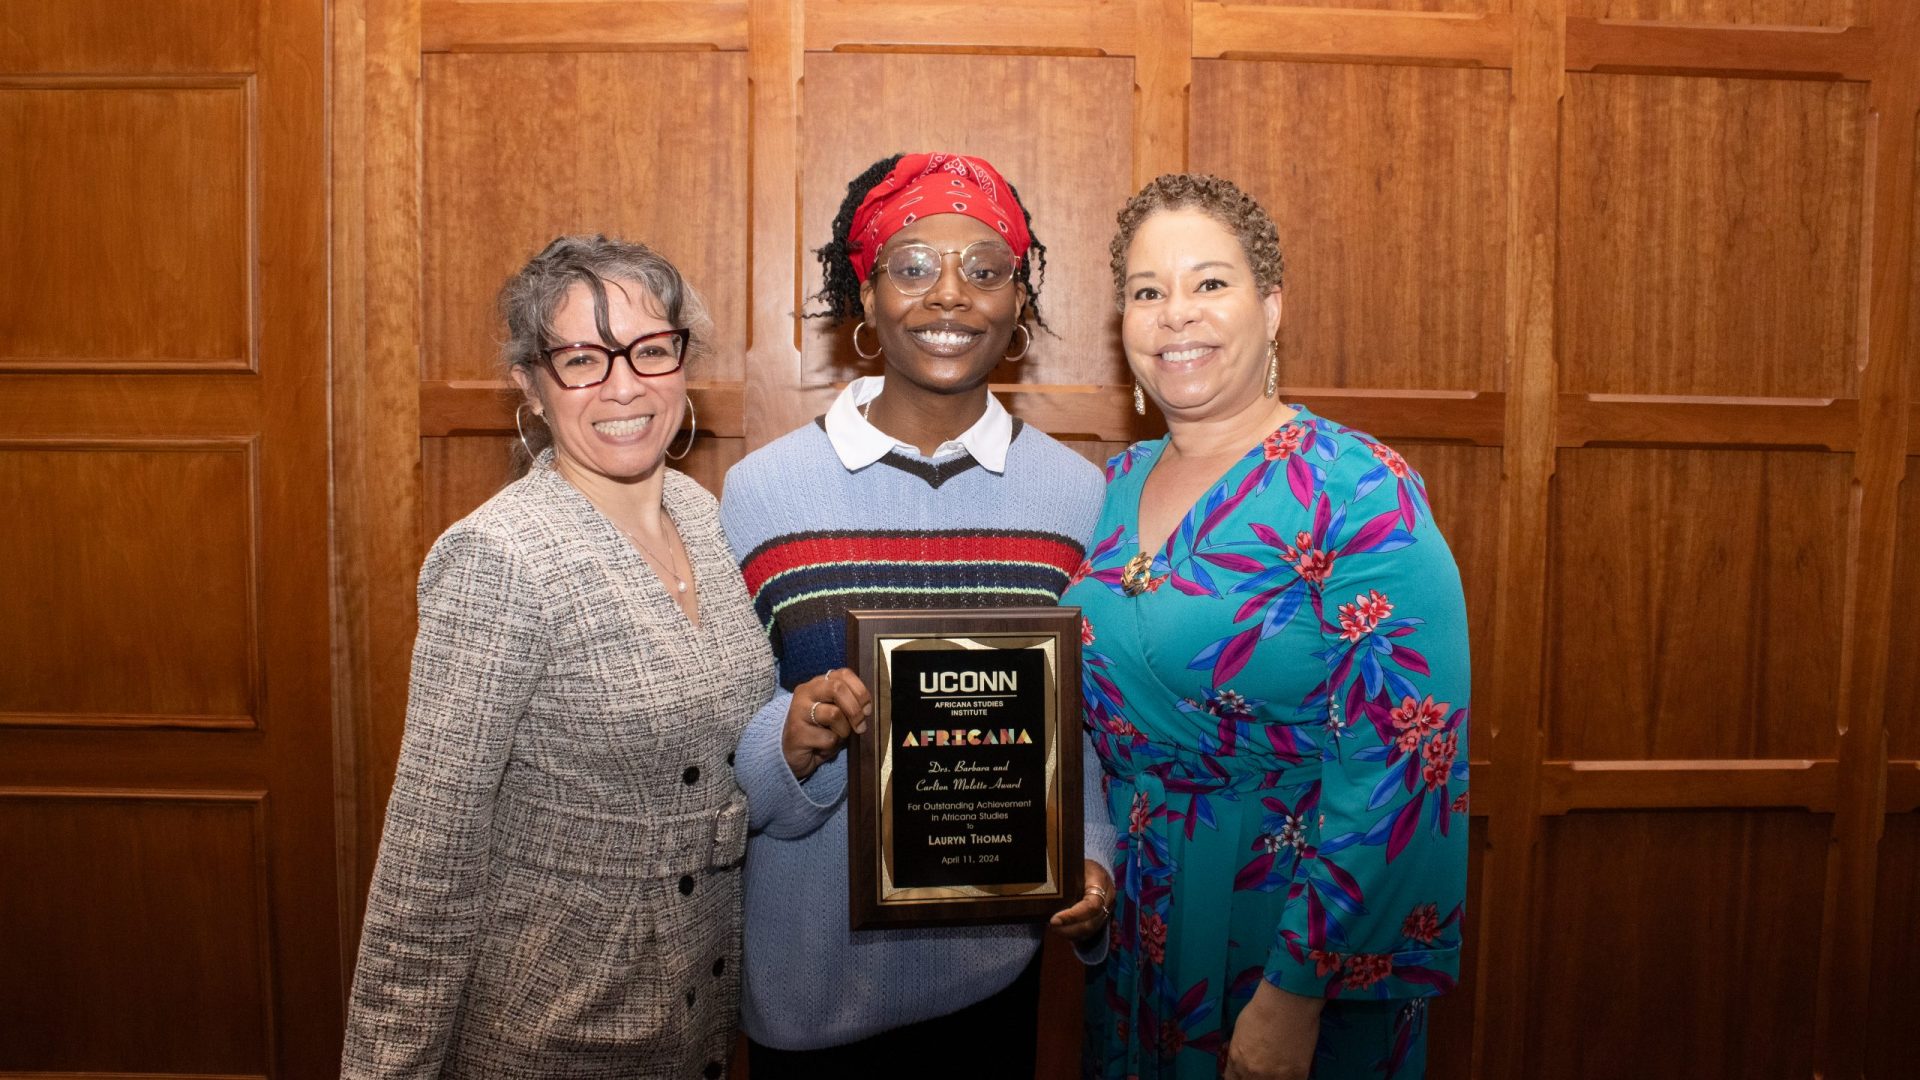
{"left": 342, "top": 457, "right": 776, "bottom": 1080}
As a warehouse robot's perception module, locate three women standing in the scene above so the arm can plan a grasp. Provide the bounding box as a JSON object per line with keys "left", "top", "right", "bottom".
{"left": 342, "top": 171, "right": 1466, "bottom": 1080}
{"left": 1067, "top": 176, "right": 1470, "bottom": 1079}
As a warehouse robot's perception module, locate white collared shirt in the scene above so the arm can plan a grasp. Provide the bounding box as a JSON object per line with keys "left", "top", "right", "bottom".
{"left": 821, "top": 376, "right": 1013, "bottom": 474}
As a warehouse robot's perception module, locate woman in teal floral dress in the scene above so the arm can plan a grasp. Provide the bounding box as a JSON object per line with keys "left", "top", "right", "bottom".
{"left": 1065, "top": 175, "right": 1468, "bottom": 1080}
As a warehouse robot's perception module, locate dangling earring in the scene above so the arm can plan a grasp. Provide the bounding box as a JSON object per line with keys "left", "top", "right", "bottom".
{"left": 1264, "top": 340, "right": 1279, "bottom": 398}
{"left": 515, "top": 401, "right": 545, "bottom": 463}
{"left": 1132, "top": 384, "right": 1147, "bottom": 416}
{"left": 1003, "top": 324, "right": 1031, "bottom": 362}
{"left": 851, "top": 320, "right": 883, "bottom": 360}
{"left": 666, "top": 394, "right": 698, "bottom": 461}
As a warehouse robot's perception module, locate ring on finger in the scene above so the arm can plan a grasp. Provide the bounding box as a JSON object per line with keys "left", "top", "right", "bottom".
{"left": 808, "top": 700, "right": 824, "bottom": 725}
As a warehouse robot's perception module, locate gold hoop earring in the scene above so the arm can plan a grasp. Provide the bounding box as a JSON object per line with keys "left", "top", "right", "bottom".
{"left": 851, "top": 321, "right": 883, "bottom": 361}
{"left": 1132, "top": 384, "right": 1147, "bottom": 416}
{"left": 665, "top": 394, "right": 697, "bottom": 461}
{"left": 1003, "top": 324, "right": 1031, "bottom": 362}
{"left": 515, "top": 401, "right": 545, "bottom": 463}
{"left": 1264, "top": 340, "right": 1279, "bottom": 398}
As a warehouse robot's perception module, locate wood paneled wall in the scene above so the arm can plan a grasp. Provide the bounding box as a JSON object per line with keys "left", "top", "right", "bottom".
{"left": 331, "top": 2, "right": 1920, "bottom": 1077}
{"left": 0, "top": 0, "right": 342, "bottom": 1075}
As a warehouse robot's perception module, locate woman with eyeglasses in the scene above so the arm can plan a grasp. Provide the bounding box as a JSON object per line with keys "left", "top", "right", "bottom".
{"left": 717, "top": 153, "right": 1118, "bottom": 1077}
{"left": 342, "top": 235, "right": 775, "bottom": 1078}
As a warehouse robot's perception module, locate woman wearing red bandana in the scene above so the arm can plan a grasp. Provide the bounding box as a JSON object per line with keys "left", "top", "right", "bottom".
{"left": 718, "top": 153, "right": 1118, "bottom": 1077}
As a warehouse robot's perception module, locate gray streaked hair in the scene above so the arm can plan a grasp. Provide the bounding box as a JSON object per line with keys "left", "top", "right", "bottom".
{"left": 498, "top": 234, "right": 716, "bottom": 378}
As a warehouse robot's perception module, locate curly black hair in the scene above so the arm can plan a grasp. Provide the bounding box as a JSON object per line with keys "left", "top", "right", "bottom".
{"left": 811, "top": 153, "right": 1049, "bottom": 331}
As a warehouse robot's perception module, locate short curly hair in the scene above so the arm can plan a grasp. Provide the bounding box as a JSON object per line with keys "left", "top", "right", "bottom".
{"left": 811, "top": 153, "right": 1049, "bottom": 331}
{"left": 1109, "top": 173, "right": 1284, "bottom": 310}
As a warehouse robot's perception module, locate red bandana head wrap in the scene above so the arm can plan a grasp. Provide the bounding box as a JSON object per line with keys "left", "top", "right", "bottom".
{"left": 845, "top": 153, "right": 1033, "bottom": 283}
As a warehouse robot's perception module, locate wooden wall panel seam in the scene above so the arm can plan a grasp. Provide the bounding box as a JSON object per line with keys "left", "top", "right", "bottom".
{"left": 0, "top": 74, "right": 255, "bottom": 89}
{"left": 1537, "top": 759, "right": 1843, "bottom": 813}
{"left": 0, "top": 1073, "right": 268, "bottom": 1079}
{"left": 744, "top": 0, "right": 809, "bottom": 446}
{"left": 1477, "top": 0, "right": 1564, "bottom": 1075}
{"left": 0, "top": 786, "right": 270, "bottom": 801}
{"left": 242, "top": 71, "right": 261, "bottom": 381}
{"left": 1556, "top": 395, "right": 1860, "bottom": 451}
{"left": 1132, "top": 0, "right": 1189, "bottom": 186}
{"left": 420, "top": 0, "right": 748, "bottom": 52}
{"left": 1566, "top": 18, "right": 1874, "bottom": 81}
{"left": 806, "top": 0, "right": 1134, "bottom": 56}
{"left": 1810, "top": 0, "right": 1918, "bottom": 1071}
{"left": 329, "top": 0, "right": 372, "bottom": 986}
{"left": 0, "top": 381, "right": 267, "bottom": 438}
{"left": 0, "top": 712, "right": 258, "bottom": 732}
{"left": 1193, "top": 6, "right": 1512, "bottom": 69}
{"left": 330, "top": 0, "right": 428, "bottom": 983}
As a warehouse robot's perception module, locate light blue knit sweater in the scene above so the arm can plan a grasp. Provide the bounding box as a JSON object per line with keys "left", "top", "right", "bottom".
{"left": 719, "top": 416, "right": 1116, "bottom": 1050}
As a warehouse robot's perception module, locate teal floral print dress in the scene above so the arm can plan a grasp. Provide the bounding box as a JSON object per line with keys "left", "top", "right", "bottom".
{"left": 1064, "top": 408, "right": 1469, "bottom": 1079}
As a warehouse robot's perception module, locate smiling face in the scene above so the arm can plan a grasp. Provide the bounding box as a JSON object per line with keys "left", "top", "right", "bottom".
{"left": 1121, "top": 207, "right": 1283, "bottom": 422}
{"left": 858, "top": 213, "right": 1026, "bottom": 399}
{"left": 510, "top": 277, "right": 688, "bottom": 487}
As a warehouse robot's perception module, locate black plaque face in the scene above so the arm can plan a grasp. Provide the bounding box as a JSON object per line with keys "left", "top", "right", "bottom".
{"left": 885, "top": 646, "right": 1049, "bottom": 888}
{"left": 846, "top": 608, "right": 1083, "bottom": 929}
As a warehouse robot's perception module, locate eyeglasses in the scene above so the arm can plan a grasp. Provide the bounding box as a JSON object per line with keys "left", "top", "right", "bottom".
{"left": 877, "top": 241, "right": 1019, "bottom": 296}
{"left": 537, "top": 327, "right": 690, "bottom": 389}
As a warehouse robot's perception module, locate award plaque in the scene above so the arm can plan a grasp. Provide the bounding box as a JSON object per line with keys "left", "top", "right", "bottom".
{"left": 845, "top": 607, "right": 1083, "bottom": 929}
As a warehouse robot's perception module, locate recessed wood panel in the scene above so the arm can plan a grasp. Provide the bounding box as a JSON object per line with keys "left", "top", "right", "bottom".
{"left": 422, "top": 51, "right": 748, "bottom": 382}
{"left": 0, "top": 444, "right": 256, "bottom": 726}
{"left": 422, "top": 435, "right": 743, "bottom": 558}
{"left": 1567, "top": 0, "right": 1861, "bottom": 26}
{"left": 1528, "top": 811, "right": 1827, "bottom": 1078}
{"left": 0, "top": 0, "right": 257, "bottom": 73}
{"left": 1426, "top": 816, "right": 1486, "bottom": 1080}
{"left": 1192, "top": 61, "right": 1509, "bottom": 392}
{"left": 1891, "top": 456, "right": 1920, "bottom": 759}
{"left": 1868, "top": 812, "right": 1920, "bottom": 1080}
{"left": 1561, "top": 73, "right": 1867, "bottom": 397}
{"left": 1548, "top": 448, "right": 1848, "bottom": 759}
{"left": 0, "top": 791, "right": 270, "bottom": 1073}
{"left": 421, "top": 435, "right": 520, "bottom": 554}
{"left": 0, "top": 84, "right": 251, "bottom": 370}
{"left": 676, "top": 435, "right": 744, "bottom": 501}
{"left": 1398, "top": 441, "right": 1500, "bottom": 720}
{"left": 799, "top": 53, "right": 1133, "bottom": 392}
